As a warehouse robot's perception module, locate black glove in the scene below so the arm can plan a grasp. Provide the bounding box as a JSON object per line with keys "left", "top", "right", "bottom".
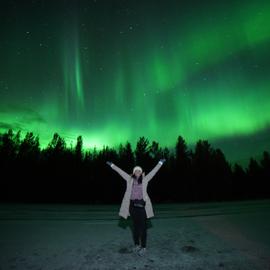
{"left": 160, "top": 158, "right": 166, "bottom": 164}
{"left": 106, "top": 161, "right": 113, "bottom": 167}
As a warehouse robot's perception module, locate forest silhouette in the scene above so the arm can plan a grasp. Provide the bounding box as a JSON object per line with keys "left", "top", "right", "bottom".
{"left": 0, "top": 129, "right": 269, "bottom": 204}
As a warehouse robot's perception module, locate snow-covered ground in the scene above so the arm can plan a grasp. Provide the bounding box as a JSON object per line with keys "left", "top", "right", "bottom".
{"left": 0, "top": 199, "right": 270, "bottom": 270}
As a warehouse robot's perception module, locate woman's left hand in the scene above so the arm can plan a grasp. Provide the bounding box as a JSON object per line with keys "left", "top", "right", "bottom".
{"left": 160, "top": 158, "right": 166, "bottom": 164}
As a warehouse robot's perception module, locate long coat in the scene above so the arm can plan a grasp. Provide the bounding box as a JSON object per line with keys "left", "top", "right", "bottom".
{"left": 111, "top": 162, "right": 163, "bottom": 219}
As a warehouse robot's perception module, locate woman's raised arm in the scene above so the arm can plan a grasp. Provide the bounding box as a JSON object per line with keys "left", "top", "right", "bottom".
{"left": 106, "top": 161, "right": 131, "bottom": 181}
{"left": 144, "top": 159, "right": 166, "bottom": 182}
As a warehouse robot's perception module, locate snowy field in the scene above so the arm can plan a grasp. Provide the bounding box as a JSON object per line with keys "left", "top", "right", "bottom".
{"left": 0, "top": 199, "right": 270, "bottom": 270}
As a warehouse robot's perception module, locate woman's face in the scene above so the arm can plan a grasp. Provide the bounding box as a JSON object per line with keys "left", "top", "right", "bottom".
{"left": 134, "top": 170, "right": 142, "bottom": 178}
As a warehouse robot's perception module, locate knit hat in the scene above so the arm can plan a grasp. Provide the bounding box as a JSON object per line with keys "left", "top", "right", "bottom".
{"left": 133, "top": 166, "right": 143, "bottom": 174}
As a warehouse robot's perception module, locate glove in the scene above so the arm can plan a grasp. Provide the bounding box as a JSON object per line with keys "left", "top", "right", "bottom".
{"left": 159, "top": 158, "right": 166, "bottom": 164}
{"left": 106, "top": 161, "right": 113, "bottom": 167}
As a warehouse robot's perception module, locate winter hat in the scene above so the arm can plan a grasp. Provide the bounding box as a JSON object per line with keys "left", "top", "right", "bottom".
{"left": 133, "top": 166, "right": 143, "bottom": 174}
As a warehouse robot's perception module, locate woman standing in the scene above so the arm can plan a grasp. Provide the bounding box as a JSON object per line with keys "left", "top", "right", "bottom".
{"left": 106, "top": 159, "right": 166, "bottom": 256}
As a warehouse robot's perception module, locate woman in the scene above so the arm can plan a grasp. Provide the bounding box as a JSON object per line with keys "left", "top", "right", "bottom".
{"left": 106, "top": 158, "right": 166, "bottom": 256}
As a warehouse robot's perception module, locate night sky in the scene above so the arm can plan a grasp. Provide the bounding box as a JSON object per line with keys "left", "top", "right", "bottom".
{"left": 1, "top": 0, "right": 270, "bottom": 164}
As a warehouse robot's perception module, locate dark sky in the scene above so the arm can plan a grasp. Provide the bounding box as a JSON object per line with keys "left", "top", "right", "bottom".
{"left": 1, "top": 0, "right": 270, "bottom": 165}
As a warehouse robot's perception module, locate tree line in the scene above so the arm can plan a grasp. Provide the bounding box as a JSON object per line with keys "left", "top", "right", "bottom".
{"left": 0, "top": 129, "right": 269, "bottom": 204}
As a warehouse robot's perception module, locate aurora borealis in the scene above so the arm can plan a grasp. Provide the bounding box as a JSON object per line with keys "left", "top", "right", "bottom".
{"left": 1, "top": 0, "right": 270, "bottom": 164}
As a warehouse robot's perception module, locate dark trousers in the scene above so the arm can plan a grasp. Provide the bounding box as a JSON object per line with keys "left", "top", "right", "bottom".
{"left": 129, "top": 200, "right": 147, "bottom": 248}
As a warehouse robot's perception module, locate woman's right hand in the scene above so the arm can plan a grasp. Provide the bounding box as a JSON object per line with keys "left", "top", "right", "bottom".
{"left": 106, "top": 161, "right": 113, "bottom": 167}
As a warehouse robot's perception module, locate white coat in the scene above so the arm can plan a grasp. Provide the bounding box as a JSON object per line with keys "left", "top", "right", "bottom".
{"left": 111, "top": 162, "right": 163, "bottom": 219}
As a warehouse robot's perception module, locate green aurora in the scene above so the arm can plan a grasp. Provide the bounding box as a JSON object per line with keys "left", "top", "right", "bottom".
{"left": 0, "top": 0, "right": 270, "bottom": 164}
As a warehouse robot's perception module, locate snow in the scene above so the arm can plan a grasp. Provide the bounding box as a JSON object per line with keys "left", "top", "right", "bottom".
{"left": 0, "top": 199, "right": 270, "bottom": 269}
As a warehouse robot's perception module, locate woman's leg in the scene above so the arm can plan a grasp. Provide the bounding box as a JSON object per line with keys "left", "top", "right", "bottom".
{"left": 138, "top": 208, "right": 147, "bottom": 248}
{"left": 129, "top": 204, "right": 140, "bottom": 246}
